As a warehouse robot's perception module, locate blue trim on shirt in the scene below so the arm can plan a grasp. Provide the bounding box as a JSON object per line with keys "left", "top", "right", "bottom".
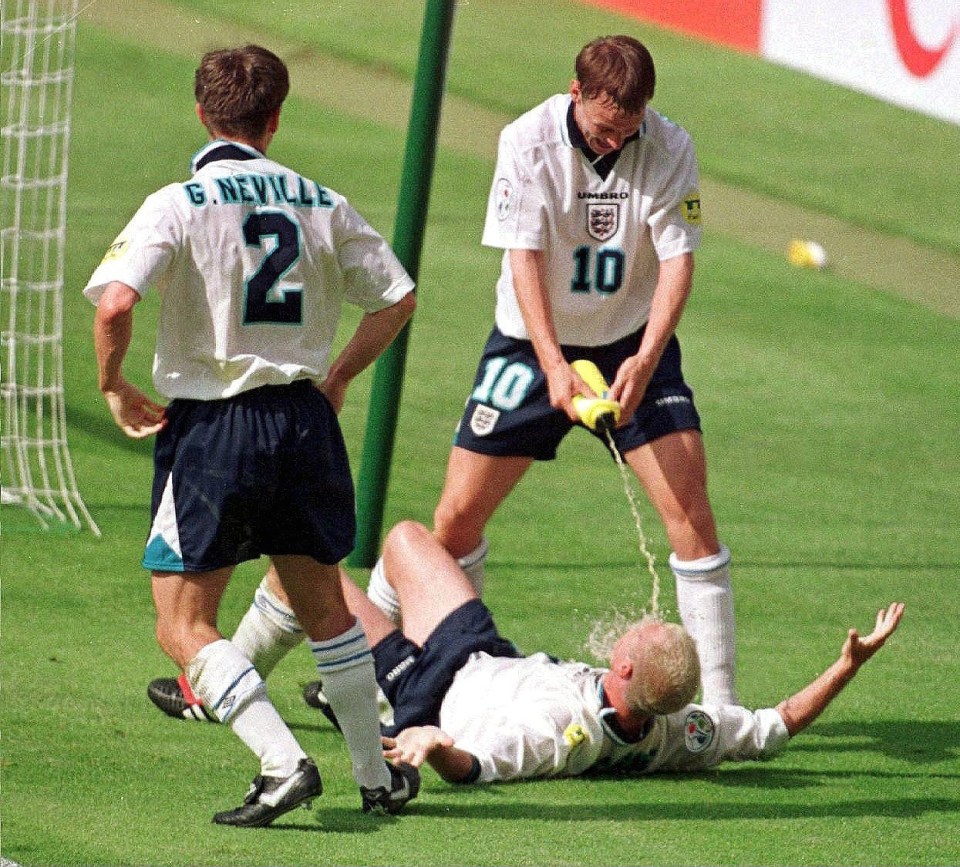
{"left": 190, "top": 140, "right": 264, "bottom": 173}
{"left": 565, "top": 101, "right": 643, "bottom": 180}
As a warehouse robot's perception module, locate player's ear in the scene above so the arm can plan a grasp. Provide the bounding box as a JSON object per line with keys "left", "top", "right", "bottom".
{"left": 196, "top": 103, "right": 216, "bottom": 137}
{"left": 569, "top": 79, "right": 582, "bottom": 102}
{"left": 610, "top": 644, "right": 633, "bottom": 681}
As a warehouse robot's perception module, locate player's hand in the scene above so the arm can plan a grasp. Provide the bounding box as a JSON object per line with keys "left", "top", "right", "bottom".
{"left": 545, "top": 362, "right": 587, "bottom": 422}
{"left": 102, "top": 380, "right": 166, "bottom": 439}
{"left": 382, "top": 726, "right": 455, "bottom": 768}
{"left": 609, "top": 355, "right": 653, "bottom": 424}
{"left": 842, "top": 602, "right": 905, "bottom": 670}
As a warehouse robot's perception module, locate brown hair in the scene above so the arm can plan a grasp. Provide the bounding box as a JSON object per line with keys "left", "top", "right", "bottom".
{"left": 194, "top": 45, "right": 289, "bottom": 140}
{"left": 574, "top": 35, "right": 656, "bottom": 114}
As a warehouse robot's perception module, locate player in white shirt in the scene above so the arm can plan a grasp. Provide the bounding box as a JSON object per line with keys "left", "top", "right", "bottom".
{"left": 86, "top": 45, "right": 418, "bottom": 826}
{"left": 146, "top": 521, "right": 903, "bottom": 786}
{"left": 366, "top": 36, "right": 739, "bottom": 709}
{"left": 365, "top": 522, "right": 904, "bottom": 784}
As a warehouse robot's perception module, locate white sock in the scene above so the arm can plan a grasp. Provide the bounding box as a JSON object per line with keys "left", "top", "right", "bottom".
{"left": 670, "top": 544, "right": 738, "bottom": 706}
{"left": 458, "top": 537, "right": 488, "bottom": 597}
{"left": 366, "top": 556, "right": 401, "bottom": 624}
{"left": 231, "top": 577, "right": 305, "bottom": 678}
{"left": 185, "top": 639, "right": 306, "bottom": 777}
{"left": 308, "top": 620, "right": 390, "bottom": 791}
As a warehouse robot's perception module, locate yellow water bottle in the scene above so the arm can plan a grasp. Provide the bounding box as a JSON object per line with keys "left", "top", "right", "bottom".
{"left": 571, "top": 359, "right": 621, "bottom": 433}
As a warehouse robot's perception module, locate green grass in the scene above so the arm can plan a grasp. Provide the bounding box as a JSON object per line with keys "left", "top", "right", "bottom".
{"left": 155, "top": 0, "right": 960, "bottom": 255}
{"left": 2, "top": 2, "right": 959, "bottom": 865}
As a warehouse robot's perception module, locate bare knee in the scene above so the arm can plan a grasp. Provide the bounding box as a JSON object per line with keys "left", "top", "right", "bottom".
{"left": 432, "top": 497, "right": 485, "bottom": 557}
{"left": 383, "top": 520, "right": 435, "bottom": 585}
{"left": 155, "top": 616, "right": 218, "bottom": 669}
{"left": 385, "top": 519, "right": 432, "bottom": 551}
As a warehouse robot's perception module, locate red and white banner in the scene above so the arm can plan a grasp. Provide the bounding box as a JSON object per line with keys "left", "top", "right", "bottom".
{"left": 762, "top": 0, "right": 958, "bottom": 125}
{"left": 584, "top": 0, "right": 959, "bottom": 125}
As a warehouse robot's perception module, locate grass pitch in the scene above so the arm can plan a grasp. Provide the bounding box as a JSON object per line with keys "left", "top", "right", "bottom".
{"left": 2, "top": 2, "right": 959, "bottom": 865}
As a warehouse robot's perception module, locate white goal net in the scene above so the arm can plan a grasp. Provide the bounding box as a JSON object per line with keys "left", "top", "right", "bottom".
{"left": 1, "top": 0, "right": 99, "bottom": 535}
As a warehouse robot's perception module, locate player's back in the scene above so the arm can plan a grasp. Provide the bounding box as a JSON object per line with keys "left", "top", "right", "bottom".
{"left": 151, "top": 142, "right": 409, "bottom": 399}
{"left": 148, "top": 150, "right": 346, "bottom": 398}
{"left": 85, "top": 140, "right": 412, "bottom": 400}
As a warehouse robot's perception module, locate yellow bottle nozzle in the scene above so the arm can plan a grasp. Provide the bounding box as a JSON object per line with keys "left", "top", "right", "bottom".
{"left": 571, "top": 359, "right": 621, "bottom": 433}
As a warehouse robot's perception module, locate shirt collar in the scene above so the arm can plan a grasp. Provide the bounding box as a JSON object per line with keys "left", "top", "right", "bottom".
{"left": 190, "top": 140, "right": 265, "bottom": 174}
{"left": 597, "top": 677, "right": 654, "bottom": 746}
{"left": 565, "top": 99, "right": 643, "bottom": 159}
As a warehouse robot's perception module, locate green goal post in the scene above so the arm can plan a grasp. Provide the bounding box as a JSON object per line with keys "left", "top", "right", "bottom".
{"left": 349, "top": 0, "right": 456, "bottom": 567}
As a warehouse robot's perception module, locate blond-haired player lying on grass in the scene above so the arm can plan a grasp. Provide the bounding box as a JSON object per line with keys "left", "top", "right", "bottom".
{"left": 149, "top": 521, "right": 903, "bottom": 784}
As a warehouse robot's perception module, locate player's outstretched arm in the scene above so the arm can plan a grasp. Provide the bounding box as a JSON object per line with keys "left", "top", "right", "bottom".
{"left": 775, "top": 603, "right": 905, "bottom": 737}
{"left": 383, "top": 726, "right": 477, "bottom": 783}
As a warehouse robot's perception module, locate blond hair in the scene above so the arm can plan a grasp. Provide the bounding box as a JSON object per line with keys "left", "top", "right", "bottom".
{"left": 619, "top": 616, "right": 700, "bottom": 715}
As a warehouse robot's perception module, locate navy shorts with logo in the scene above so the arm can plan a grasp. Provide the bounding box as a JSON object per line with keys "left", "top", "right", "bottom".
{"left": 143, "top": 380, "right": 355, "bottom": 572}
{"left": 453, "top": 326, "right": 702, "bottom": 460}
{"left": 374, "top": 599, "right": 522, "bottom": 737}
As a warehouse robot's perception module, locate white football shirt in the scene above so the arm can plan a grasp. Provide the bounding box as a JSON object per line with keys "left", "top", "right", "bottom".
{"left": 84, "top": 141, "right": 414, "bottom": 400}
{"left": 481, "top": 95, "right": 702, "bottom": 347}
{"left": 439, "top": 651, "right": 789, "bottom": 783}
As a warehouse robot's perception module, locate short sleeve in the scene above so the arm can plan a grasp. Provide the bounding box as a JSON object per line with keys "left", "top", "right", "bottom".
{"left": 654, "top": 704, "right": 791, "bottom": 772}
{"left": 335, "top": 202, "right": 415, "bottom": 312}
{"left": 647, "top": 131, "right": 702, "bottom": 261}
{"left": 481, "top": 131, "right": 545, "bottom": 251}
{"left": 83, "top": 188, "right": 180, "bottom": 304}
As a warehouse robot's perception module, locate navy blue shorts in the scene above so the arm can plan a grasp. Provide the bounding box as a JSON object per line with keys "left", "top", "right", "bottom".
{"left": 374, "top": 599, "right": 522, "bottom": 737}
{"left": 142, "top": 380, "right": 355, "bottom": 572}
{"left": 453, "top": 326, "right": 702, "bottom": 460}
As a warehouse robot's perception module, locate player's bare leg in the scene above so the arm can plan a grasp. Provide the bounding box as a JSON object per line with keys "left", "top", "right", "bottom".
{"left": 269, "top": 556, "right": 354, "bottom": 641}
{"left": 152, "top": 568, "right": 317, "bottom": 826}
{"left": 624, "top": 429, "right": 718, "bottom": 559}
{"left": 368, "top": 448, "right": 531, "bottom": 621}
{"left": 381, "top": 520, "right": 479, "bottom": 645}
{"left": 152, "top": 567, "right": 232, "bottom": 670}
{"left": 310, "top": 542, "right": 472, "bottom": 738}
{"left": 148, "top": 568, "right": 304, "bottom": 721}
{"left": 337, "top": 522, "right": 477, "bottom": 649}
{"left": 625, "top": 429, "right": 737, "bottom": 705}
{"left": 338, "top": 571, "right": 404, "bottom": 647}
{"left": 432, "top": 447, "right": 533, "bottom": 559}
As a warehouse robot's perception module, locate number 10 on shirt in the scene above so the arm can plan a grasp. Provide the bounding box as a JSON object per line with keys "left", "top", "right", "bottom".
{"left": 571, "top": 246, "right": 625, "bottom": 295}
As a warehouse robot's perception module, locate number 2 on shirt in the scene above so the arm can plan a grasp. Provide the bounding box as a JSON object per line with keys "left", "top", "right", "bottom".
{"left": 242, "top": 211, "right": 303, "bottom": 324}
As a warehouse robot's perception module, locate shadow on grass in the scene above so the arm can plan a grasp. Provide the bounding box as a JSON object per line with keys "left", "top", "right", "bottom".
{"left": 290, "top": 719, "right": 960, "bottom": 769}
{"left": 193, "top": 718, "right": 960, "bottom": 830}
{"left": 262, "top": 808, "right": 399, "bottom": 835}
{"left": 407, "top": 793, "right": 960, "bottom": 822}
{"left": 212, "top": 766, "right": 959, "bottom": 829}
{"left": 788, "top": 719, "right": 960, "bottom": 764}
